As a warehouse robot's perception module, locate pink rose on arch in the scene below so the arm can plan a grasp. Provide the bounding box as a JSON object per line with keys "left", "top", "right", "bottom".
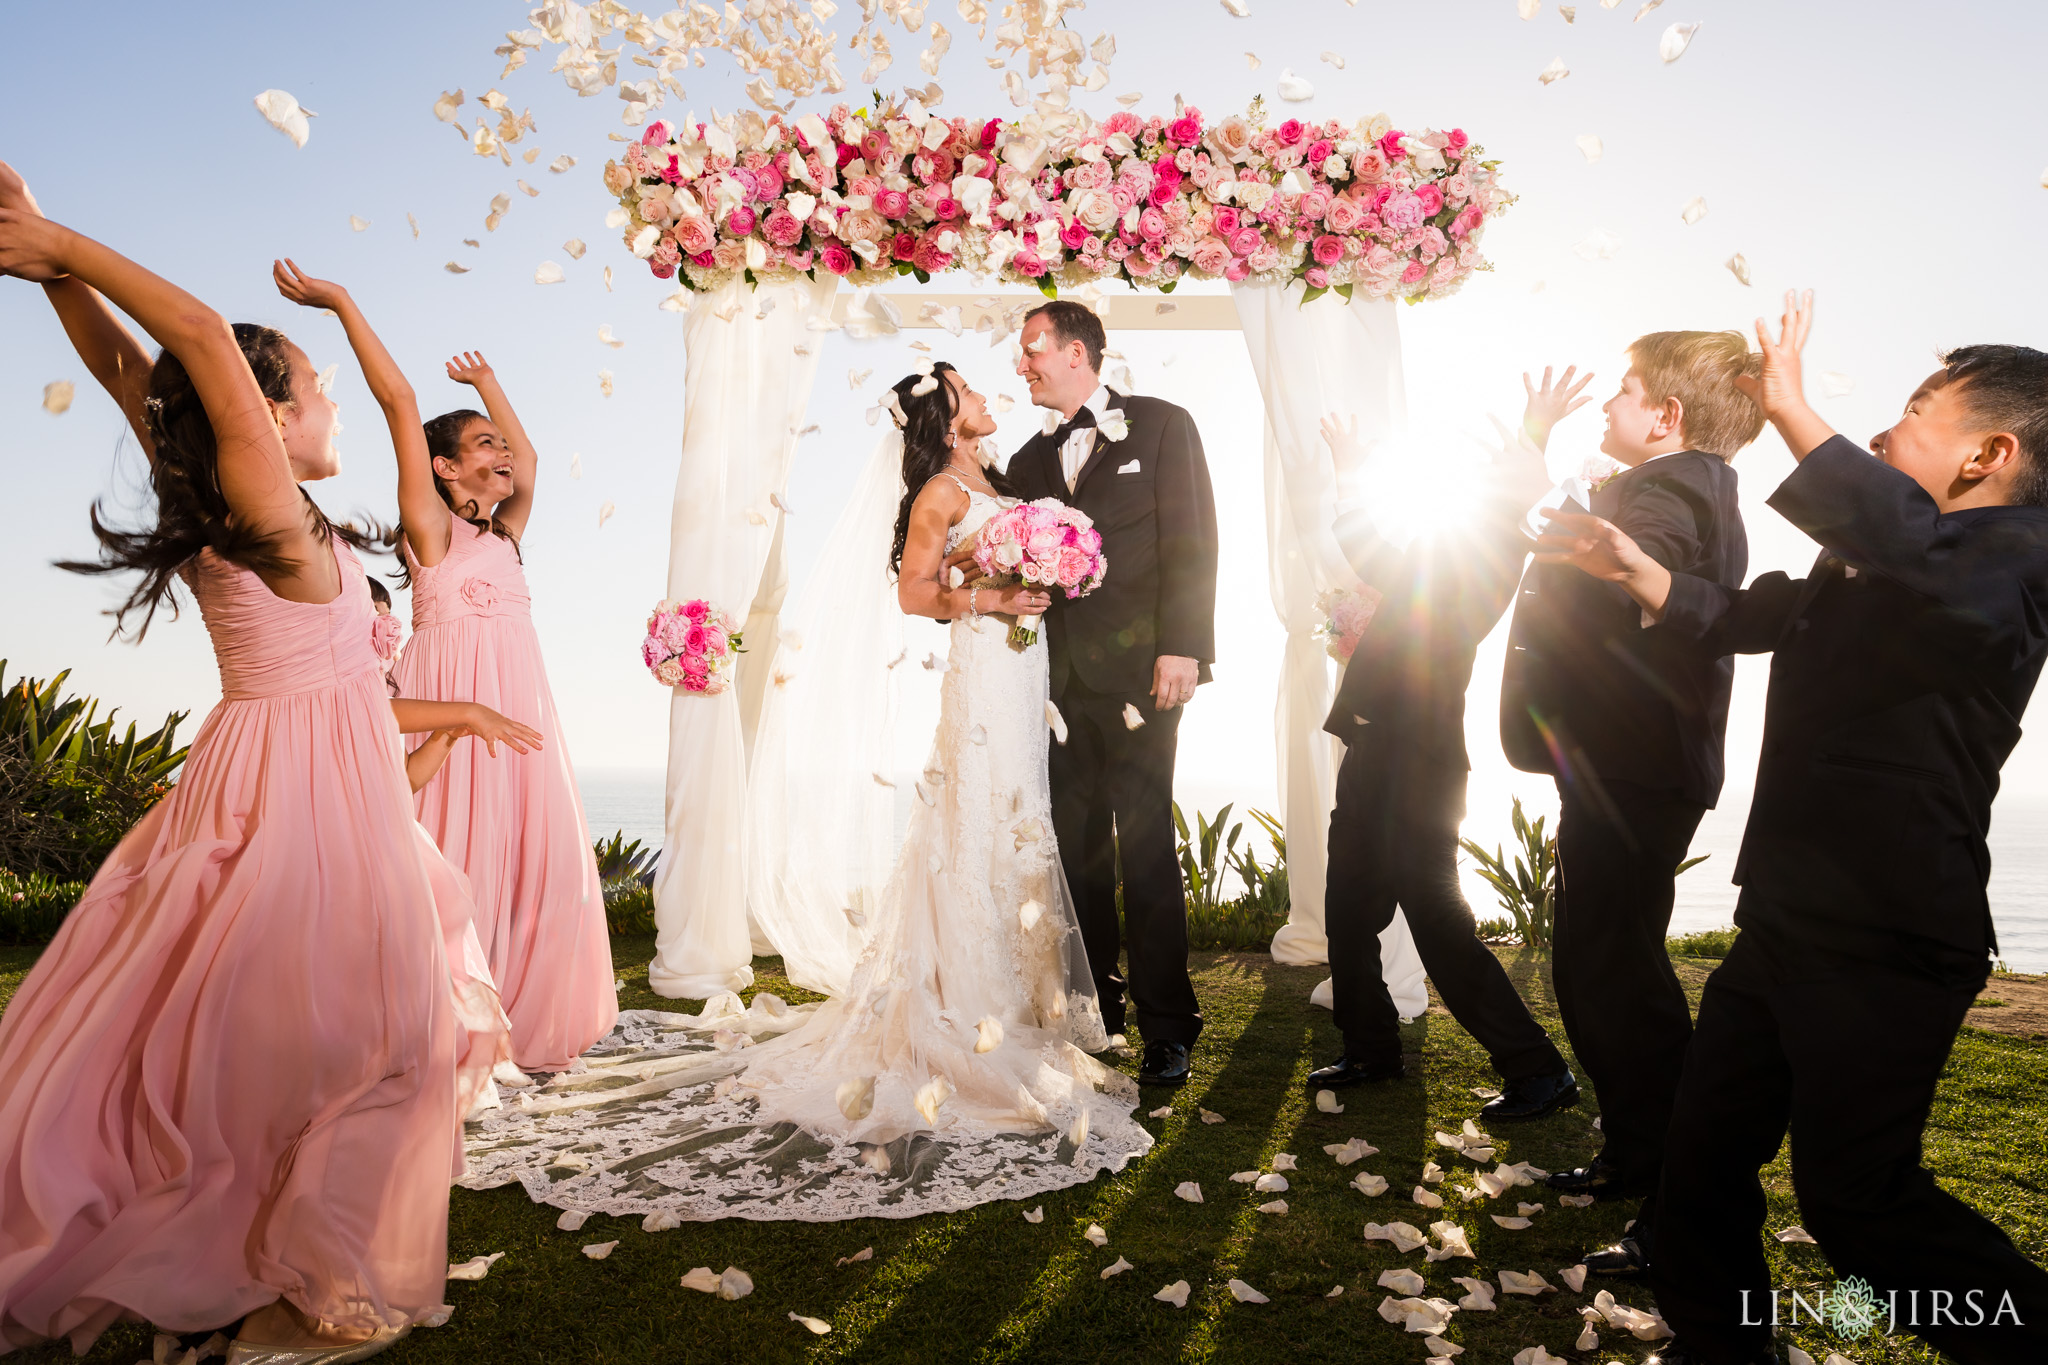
{"left": 683, "top": 624, "right": 709, "bottom": 654}
{"left": 875, "top": 188, "right": 910, "bottom": 219}
{"left": 682, "top": 599, "right": 710, "bottom": 623}
{"left": 659, "top": 614, "right": 691, "bottom": 652}
{"left": 1445, "top": 173, "right": 1474, "bottom": 204}
{"left": 892, "top": 231, "right": 918, "bottom": 262}
{"left": 848, "top": 174, "right": 883, "bottom": 200}
{"left": 859, "top": 131, "right": 888, "bottom": 163}
{"left": 1228, "top": 225, "right": 1264, "bottom": 258}
{"left": 1012, "top": 250, "right": 1047, "bottom": 277}
{"left": 1324, "top": 195, "right": 1366, "bottom": 233}
{"left": 1276, "top": 119, "right": 1306, "bottom": 146}
{"left": 834, "top": 140, "right": 858, "bottom": 169}
{"left": 1190, "top": 237, "right": 1231, "bottom": 275}
{"left": 1377, "top": 128, "right": 1407, "bottom": 161}
{"left": 1306, "top": 139, "right": 1333, "bottom": 165}
{"left": 725, "top": 206, "right": 757, "bottom": 236}
{"left": 1415, "top": 184, "right": 1444, "bottom": 217}
{"left": 1304, "top": 266, "right": 1331, "bottom": 289}
{"left": 1381, "top": 190, "right": 1426, "bottom": 232}
{"left": 1365, "top": 243, "right": 1400, "bottom": 273}
{"left": 1248, "top": 241, "right": 1282, "bottom": 273}
{"left": 1124, "top": 251, "right": 1159, "bottom": 277}
{"left": 1224, "top": 256, "right": 1251, "bottom": 282}
{"left": 459, "top": 578, "right": 498, "bottom": 612}
{"left": 1147, "top": 178, "right": 1177, "bottom": 209}
{"left": 641, "top": 120, "right": 672, "bottom": 147}
{"left": 763, "top": 209, "right": 804, "bottom": 246}
{"left": 1104, "top": 237, "right": 1131, "bottom": 261}
{"left": 1138, "top": 206, "right": 1168, "bottom": 239}
{"left": 1167, "top": 114, "right": 1202, "bottom": 147}
{"left": 819, "top": 242, "right": 856, "bottom": 275}
{"left": 689, "top": 250, "right": 716, "bottom": 268}
{"left": 980, "top": 118, "right": 1002, "bottom": 150}
{"left": 1351, "top": 148, "right": 1389, "bottom": 183}
{"left": 1212, "top": 205, "right": 1241, "bottom": 237}
{"left": 1299, "top": 186, "right": 1334, "bottom": 221}
{"left": 1445, "top": 128, "right": 1470, "bottom": 156}
{"left": 1401, "top": 259, "right": 1429, "bottom": 285}
{"left": 1312, "top": 234, "right": 1345, "bottom": 266}
{"left": 912, "top": 235, "right": 952, "bottom": 273}
{"left": 933, "top": 196, "right": 961, "bottom": 220}
{"left": 1060, "top": 218, "right": 1090, "bottom": 250}
{"left": 1102, "top": 111, "right": 1140, "bottom": 138}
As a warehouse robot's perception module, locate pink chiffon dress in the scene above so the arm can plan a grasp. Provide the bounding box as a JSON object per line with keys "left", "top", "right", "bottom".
{"left": 0, "top": 540, "right": 506, "bottom": 1353}
{"left": 397, "top": 518, "right": 617, "bottom": 1071}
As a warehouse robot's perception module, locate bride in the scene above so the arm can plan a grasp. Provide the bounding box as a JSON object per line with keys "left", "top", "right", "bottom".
{"left": 460, "top": 362, "right": 1155, "bottom": 1221}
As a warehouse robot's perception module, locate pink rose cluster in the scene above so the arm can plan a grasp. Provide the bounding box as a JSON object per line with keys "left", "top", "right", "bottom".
{"left": 1315, "top": 585, "right": 1383, "bottom": 663}
{"left": 605, "top": 97, "right": 1507, "bottom": 303}
{"left": 971, "top": 498, "right": 1108, "bottom": 599}
{"left": 642, "top": 597, "right": 743, "bottom": 695}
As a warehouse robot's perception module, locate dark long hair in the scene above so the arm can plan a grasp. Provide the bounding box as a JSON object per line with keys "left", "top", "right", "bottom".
{"left": 57, "top": 323, "right": 388, "bottom": 640}
{"left": 393, "top": 408, "right": 523, "bottom": 587}
{"left": 887, "top": 362, "right": 1016, "bottom": 573}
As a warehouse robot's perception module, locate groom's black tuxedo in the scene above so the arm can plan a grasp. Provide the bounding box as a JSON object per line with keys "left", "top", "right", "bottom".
{"left": 1009, "top": 389, "right": 1218, "bottom": 1048}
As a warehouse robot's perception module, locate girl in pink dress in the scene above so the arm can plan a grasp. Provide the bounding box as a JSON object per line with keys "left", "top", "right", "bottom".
{"left": 393, "top": 353, "right": 617, "bottom": 1072}
{"left": 0, "top": 175, "right": 522, "bottom": 1363}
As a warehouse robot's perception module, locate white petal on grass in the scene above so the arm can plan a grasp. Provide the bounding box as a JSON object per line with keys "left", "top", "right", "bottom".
{"left": 1425, "top": 1221, "right": 1476, "bottom": 1262}
{"left": 1518, "top": 1202, "right": 1544, "bottom": 1216}
{"left": 1155, "top": 1280, "right": 1191, "bottom": 1307}
{"left": 1574, "top": 229, "right": 1621, "bottom": 261}
{"left": 1271, "top": 1153, "right": 1298, "bottom": 1172}
{"left": 1352, "top": 1171, "right": 1389, "bottom": 1196}
{"left": 1256, "top": 1199, "right": 1288, "bottom": 1215}
{"left": 535, "top": 261, "right": 566, "bottom": 285}
{"left": 1316, "top": 1089, "right": 1344, "bottom": 1113}
{"left": 1174, "top": 1181, "right": 1204, "bottom": 1203}
{"left": 1230, "top": 1170, "right": 1260, "bottom": 1184}
{"left": 1577, "top": 1322, "right": 1600, "bottom": 1351}
{"left": 252, "top": 90, "right": 313, "bottom": 148}
{"left": 1326, "top": 1136, "right": 1378, "bottom": 1164}
{"left": 1576, "top": 134, "right": 1603, "bottom": 163}
{"left": 1378, "top": 1294, "right": 1455, "bottom": 1334}
{"left": 1256, "top": 1173, "right": 1289, "bottom": 1193}
{"left": 1725, "top": 253, "right": 1752, "bottom": 286}
{"left": 1413, "top": 1186, "right": 1444, "bottom": 1209}
{"left": 582, "top": 1241, "right": 618, "bottom": 1259}
{"left": 1377, "top": 1268, "right": 1425, "bottom": 1295}
{"left": 557, "top": 1209, "right": 589, "bottom": 1231}
{"left": 1199, "top": 1109, "right": 1225, "bottom": 1125}
{"left": 717, "top": 1267, "right": 754, "bottom": 1300}
{"left": 1147, "top": 1106, "right": 1173, "bottom": 1118}
{"left": 1560, "top": 1263, "right": 1589, "bottom": 1292}
{"left": 446, "top": 1252, "right": 505, "bottom": 1281}
{"left": 1084, "top": 1223, "right": 1110, "bottom": 1247}
{"left": 1276, "top": 69, "right": 1315, "bottom": 101}
{"left": 1022, "top": 1205, "right": 1044, "bottom": 1223}
{"left": 1659, "top": 20, "right": 1700, "bottom": 61}
{"left": 1776, "top": 1224, "right": 1819, "bottom": 1243}
{"left": 680, "top": 1267, "right": 720, "bottom": 1292}
{"left": 835, "top": 1247, "right": 874, "bottom": 1266}
{"left": 1227, "top": 1279, "right": 1269, "bottom": 1304}
{"left": 1512, "top": 1348, "right": 1569, "bottom": 1365}
{"left": 1559, "top": 1193, "right": 1596, "bottom": 1207}
{"left": 1491, "top": 1213, "right": 1533, "bottom": 1228}
{"left": 41, "top": 381, "right": 74, "bottom": 415}
{"left": 1101, "top": 1256, "right": 1134, "bottom": 1278}
{"left": 1424, "top": 1334, "right": 1464, "bottom": 1356}
{"left": 1452, "top": 1276, "right": 1497, "bottom": 1310}
{"left": 1538, "top": 57, "right": 1570, "bottom": 85}
{"left": 789, "top": 1313, "right": 832, "bottom": 1335}
{"left": 1422, "top": 1161, "right": 1445, "bottom": 1184}
{"left": 1681, "top": 195, "right": 1709, "bottom": 225}
{"left": 1364, "top": 1221, "right": 1427, "bottom": 1253}
{"left": 1327, "top": 1285, "right": 1345, "bottom": 1298}
{"left": 1499, "top": 1270, "right": 1554, "bottom": 1295}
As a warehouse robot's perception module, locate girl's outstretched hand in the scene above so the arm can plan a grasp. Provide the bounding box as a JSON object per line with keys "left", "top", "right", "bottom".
{"left": 0, "top": 209, "right": 72, "bottom": 281}
{"left": 445, "top": 351, "right": 495, "bottom": 387}
{"left": 271, "top": 257, "right": 351, "bottom": 312}
{"left": 457, "top": 703, "right": 543, "bottom": 757}
{"left": 0, "top": 161, "right": 44, "bottom": 215}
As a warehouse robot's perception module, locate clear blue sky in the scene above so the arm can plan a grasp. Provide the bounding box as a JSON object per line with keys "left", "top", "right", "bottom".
{"left": 6, "top": 0, "right": 2047, "bottom": 851}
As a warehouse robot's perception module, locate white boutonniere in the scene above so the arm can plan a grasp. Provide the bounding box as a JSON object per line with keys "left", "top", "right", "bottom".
{"left": 1098, "top": 410, "right": 1130, "bottom": 442}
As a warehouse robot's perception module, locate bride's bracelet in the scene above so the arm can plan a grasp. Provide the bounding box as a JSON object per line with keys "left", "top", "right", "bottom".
{"left": 966, "top": 586, "right": 981, "bottom": 622}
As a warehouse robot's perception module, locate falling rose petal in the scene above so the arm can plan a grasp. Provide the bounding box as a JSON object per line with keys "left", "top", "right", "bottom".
{"left": 1245, "top": 52, "right": 1261, "bottom": 69}
{"left": 597, "top": 500, "right": 616, "bottom": 528}
{"left": 789, "top": 1313, "right": 832, "bottom": 1335}
{"left": 1315, "top": 1089, "right": 1344, "bottom": 1113}
{"left": 1378, "top": 1268, "right": 1426, "bottom": 1295}
{"left": 1228, "top": 1279, "right": 1269, "bottom": 1304}
{"left": 1155, "top": 1280, "right": 1191, "bottom": 1308}
{"left": 549, "top": 154, "right": 576, "bottom": 174}
{"left": 1574, "top": 229, "right": 1621, "bottom": 261}
{"left": 1680, "top": 195, "right": 1709, "bottom": 225}
{"left": 913, "top": 1074, "right": 952, "bottom": 1124}
{"left": 445, "top": 1252, "right": 506, "bottom": 1281}
{"left": 1220, "top": 0, "right": 1249, "bottom": 14}
{"left": 582, "top": 1241, "right": 619, "bottom": 1259}
{"left": 1173, "top": 1181, "right": 1204, "bottom": 1203}
{"left": 349, "top": 214, "right": 370, "bottom": 232}
{"left": 1120, "top": 703, "right": 1146, "bottom": 730}
{"left": 1775, "top": 1225, "right": 1819, "bottom": 1244}
{"left": 993, "top": 393, "right": 1014, "bottom": 412}
{"left": 563, "top": 238, "right": 588, "bottom": 260}
{"left": 1117, "top": 92, "right": 1144, "bottom": 107}
{"left": 1725, "top": 253, "right": 1752, "bottom": 286}
{"left": 1560, "top": 1264, "right": 1589, "bottom": 1292}
{"left": 1538, "top": 57, "right": 1570, "bottom": 85}
{"left": 680, "top": 1267, "right": 720, "bottom": 1293}
{"left": 252, "top": 89, "right": 313, "bottom": 147}
{"left": 433, "top": 89, "right": 464, "bottom": 123}
{"left": 462, "top": 238, "right": 480, "bottom": 248}
{"left": 1518, "top": 0, "right": 1539, "bottom": 15}
{"left": 1820, "top": 373, "right": 1856, "bottom": 399}
{"left": 1022, "top": 1206, "right": 1044, "bottom": 1223}
{"left": 1044, "top": 700, "right": 1068, "bottom": 744}
{"left": 1200, "top": 1109, "right": 1225, "bottom": 1125}
{"left": 973, "top": 1016, "right": 1004, "bottom": 1053}
{"left": 1659, "top": 20, "right": 1700, "bottom": 61}
{"left": 604, "top": 266, "right": 614, "bottom": 292}
{"left": 597, "top": 324, "right": 624, "bottom": 348}
{"left": 598, "top": 370, "right": 614, "bottom": 398}
{"left": 1576, "top": 134, "right": 1603, "bottom": 163}
{"left": 836, "top": 1076, "right": 875, "bottom": 1120}
{"left": 535, "top": 261, "right": 566, "bottom": 285}
{"left": 1635, "top": 0, "right": 1664, "bottom": 16}
{"left": 1560, "top": 3, "right": 1577, "bottom": 18}
{"left": 42, "top": 381, "right": 75, "bottom": 414}
{"left": 1276, "top": 68, "right": 1315, "bottom": 101}
{"left": 1320, "top": 50, "right": 1346, "bottom": 68}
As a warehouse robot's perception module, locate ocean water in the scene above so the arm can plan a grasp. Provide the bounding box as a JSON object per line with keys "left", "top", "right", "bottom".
{"left": 578, "top": 770, "right": 2048, "bottom": 973}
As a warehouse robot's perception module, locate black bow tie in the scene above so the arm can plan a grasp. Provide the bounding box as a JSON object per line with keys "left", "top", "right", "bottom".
{"left": 1054, "top": 408, "right": 1098, "bottom": 444}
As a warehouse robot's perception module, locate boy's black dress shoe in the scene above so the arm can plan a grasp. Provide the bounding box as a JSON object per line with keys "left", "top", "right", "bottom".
{"left": 1545, "top": 1155, "right": 1636, "bottom": 1200}
{"left": 1478, "top": 1069, "right": 1579, "bottom": 1122}
{"left": 1305, "top": 1054, "right": 1406, "bottom": 1088}
{"left": 1583, "top": 1234, "right": 1649, "bottom": 1276}
{"left": 1137, "top": 1041, "right": 1192, "bottom": 1087}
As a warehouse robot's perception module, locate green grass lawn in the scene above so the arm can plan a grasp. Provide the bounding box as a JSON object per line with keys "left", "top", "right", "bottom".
{"left": 5, "top": 938, "right": 2042, "bottom": 1365}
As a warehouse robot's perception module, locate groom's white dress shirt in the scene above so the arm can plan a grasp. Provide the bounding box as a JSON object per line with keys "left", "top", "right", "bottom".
{"left": 1059, "top": 383, "right": 1117, "bottom": 493}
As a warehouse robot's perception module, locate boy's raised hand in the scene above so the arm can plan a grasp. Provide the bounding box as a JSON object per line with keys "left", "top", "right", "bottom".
{"left": 1733, "top": 288, "right": 1835, "bottom": 459}
{"left": 1521, "top": 364, "right": 1594, "bottom": 451}
{"left": 1320, "top": 412, "right": 1367, "bottom": 483}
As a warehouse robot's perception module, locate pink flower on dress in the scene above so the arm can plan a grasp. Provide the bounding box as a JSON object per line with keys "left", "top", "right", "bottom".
{"left": 460, "top": 578, "right": 498, "bottom": 612}
{"left": 370, "top": 613, "right": 402, "bottom": 661}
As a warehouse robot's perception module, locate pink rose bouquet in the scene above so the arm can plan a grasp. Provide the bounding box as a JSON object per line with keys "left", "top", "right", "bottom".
{"left": 970, "top": 498, "right": 1108, "bottom": 648}
{"left": 1314, "top": 585, "right": 1383, "bottom": 664}
{"left": 642, "top": 597, "right": 744, "bottom": 695}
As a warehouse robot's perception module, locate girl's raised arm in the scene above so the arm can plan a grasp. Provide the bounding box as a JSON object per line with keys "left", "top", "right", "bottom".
{"left": 445, "top": 351, "right": 538, "bottom": 539}
{"left": 0, "top": 212, "right": 319, "bottom": 584}
{"left": 271, "top": 259, "right": 449, "bottom": 561}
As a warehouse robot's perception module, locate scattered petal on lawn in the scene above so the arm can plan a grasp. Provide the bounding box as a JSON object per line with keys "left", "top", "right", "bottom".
{"left": 1270, "top": 1153, "right": 1298, "bottom": 1172}
{"left": 446, "top": 1253, "right": 505, "bottom": 1281}
{"left": 789, "top": 1313, "right": 832, "bottom": 1335}
{"left": 1414, "top": 1187, "right": 1444, "bottom": 1209}
{"left": 1378, "top": 1294, "right": 1455, "bottom": 1333}
{"left": 1424, "top": 1335, "right": 1464, "bottom": 1356}
{"left": 1659, "top": 20, "right": 1701, "bottom": 62}
{"left": 1102, "top": 1256, "right": 1135, "bottom": 1278}
{"left": 1155, "top": 1280, "right": 1191, "bottom": 1308}
{"left": 836, "top": 1247, "right": 874, "bottom": 1265}
{"left": 1352, "top": 1171, "right": 1389, "bottom": 1196}
{"left": 1559, "top": 1194, "right": 1596, "bottom": 1208}
{"left": 557, "top": 1209, "right": 590, "bottom": 1231}
{"left": 1776, "top": 1225, "right": 1819, "bottom": 1243}
{"left": 1228, "top": 1278, "right": 1270, "bottom": 1304}
{"left": 1327, "top": 1285, "right": 1344, "bottom": 1298}
{"left": 41, "top": 381, "right": 74, "bottom": 414}
{"left": 1518, "top": 1203, "right": 1544, "bottom": 1216}
{"left": 1538, "top": 57, "right": 1570, "bottom": 85}
{"left": 1470, "top": 1086, "right": 1500, "bottom": 1099}
{"left": 717, "top": 1268, "right": 754, "bottom": 1300}
{"left": 1175, "top": 1182, "right": 1204, "bottom": 1203}
{"left": 1500, "top": 1270, "right": 1555, "bottom": 1295}
{"left": 1378, "top": 1268, "right": 1426, "bottom": 1295}
{"left": 1256, "top": 1200, "right": 1289, "bottom": 1215}
{"left": 1148, "top": 1106, "right": 1173, "bottom": 1118}
{"left": 1493, "top": 1216, "right": 1532, "bottom": 1229}
{"left": 1576, "top": 134, "right": 1603, "bottom": 163}
{"left": 582, "top": 1241, "right": 618, "bottom": 1259}
{"left": 681, "top": 1267, "right": 720, "bottom": 1292}
{"left": 1199, "top": 1109, "right": 1225, "bottom": 1125}
{"left": 1452, "top": 1276, "right": 1497, "bottom": 1311}
{"left": 1513, "top": 1348, "right": 1569, "bottom": 1365}
{"left": 1422, "top": 1161, "right": 1445, "bottom": 1184}
{"left": 1364, "top": 1221, "right": 1427, "bottom": 1253}
{"left": 1560, "top": 1264, "right": 1589, "bottom": 1292}
{"left": 1726, "top": 253, "right": 1752, "bottom": 286}
{"left": 641, "top": 1210, "right": 681, "bottom": 1231}
{"left": 1316, "top": 1089, "right": 1345, "bottom": 1113}
{"left": 1231, "top": 1170, "right": 1260, "bottom": 1184}
{"left": 1425, "top": 1222, "right": 1476, "bottom": 1262}
{"left": 1577, "top": 1323, "right": 1600, "bottom": 1351}
{"left": 1328, "top": 1137, "right": 1379, "bottom": 1165}
{"left": 1681, "top": 195, "right": 1709, "bottom": 225}
{"left": 1022, "top": 1206, "right": 1044, "bottom": 1223}
{"left": 1256, "top": 1174, "right": 1289, "bottom": 1193}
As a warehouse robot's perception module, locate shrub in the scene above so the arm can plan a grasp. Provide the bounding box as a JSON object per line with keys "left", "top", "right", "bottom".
{"left": 593, "top": 831, "right": 659, "bottom": 936}
{"left": 1668, "top": 927, "right": 1738, "bottom": 959}
{"left": 0, "top": 868, "right": 86, "bottom": 946}
{"left": 0, "top": 662, "right": 187, "bottom": 883}
{"left": 1175, "top": 803, "right": 1291, "bottom": 951}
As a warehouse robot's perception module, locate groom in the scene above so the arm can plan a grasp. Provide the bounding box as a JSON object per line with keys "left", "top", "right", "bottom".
{"left": 1009, "top": 300, "right": 1218, "bottom": 1088}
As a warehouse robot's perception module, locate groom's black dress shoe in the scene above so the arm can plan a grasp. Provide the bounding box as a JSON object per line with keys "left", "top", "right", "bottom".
{"left": 1305, "top": 1054, "right": 1406, "bottom": 1088}
{"left": 1545, "top": 1155, "right": 1636, "bottom": 1201}
{"left": 1137, "top": 1041, "right": 1192, "bottom": 1087}
{"left": 1582, "top": 1234, "right": 1650, "bottom": 1277}
{"left": 1478, "top": 1068, "right": 1579, "bottom": 1123}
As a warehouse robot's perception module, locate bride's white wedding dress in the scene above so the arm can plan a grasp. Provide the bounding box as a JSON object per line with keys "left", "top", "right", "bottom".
{"left": 459, "top": 478, "right": 1154, "bottom": 1221}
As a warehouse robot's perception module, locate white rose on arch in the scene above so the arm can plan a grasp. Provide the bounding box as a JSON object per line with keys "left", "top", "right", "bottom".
{"left": 1072, "top": 188, "right": 1120, "bottom": 233}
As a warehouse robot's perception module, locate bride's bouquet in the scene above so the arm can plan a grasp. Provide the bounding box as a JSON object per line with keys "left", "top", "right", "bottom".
{"left": 643, "top": 597, "right": 743, "bottom": 694}
{"left": 1314, "top": 585, "right": 1382, "bottom": 663}
{"left": 970, "top": 498, "right": 1108, "bottom": 648}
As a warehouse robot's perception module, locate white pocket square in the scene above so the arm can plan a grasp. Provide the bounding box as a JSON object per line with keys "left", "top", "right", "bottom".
{"left": 1117, "top": 459, "right": 1141, "bottom": 474}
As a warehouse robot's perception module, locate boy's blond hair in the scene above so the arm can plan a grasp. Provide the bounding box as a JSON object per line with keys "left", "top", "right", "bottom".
{"left": 1628, "top": 331, "right": 1766, "bottom": 459}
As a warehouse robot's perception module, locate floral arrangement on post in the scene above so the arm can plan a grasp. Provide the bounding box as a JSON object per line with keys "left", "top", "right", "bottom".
{"left": 1313, "top": 585, "right": 1382, "bottom": 663}
{"left": 643, "top": 598, "right": 744, "bottom": 694}
{"left": 970, "top": 498, "right": 1107, "bottom": 647}
{"left": 605, "top": 93, "right": 1510, "bottom": 303}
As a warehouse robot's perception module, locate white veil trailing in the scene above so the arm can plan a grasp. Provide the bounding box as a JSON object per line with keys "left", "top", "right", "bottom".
{"left": 742, "top": 428, "right": 909, "bottom": 996}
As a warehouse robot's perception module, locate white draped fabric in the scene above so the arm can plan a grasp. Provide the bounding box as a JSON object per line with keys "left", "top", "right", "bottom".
{"left": 1230, "top": 282, "right": 1427, "bottom": 1018}
{"left": 650, "top": 274, "right": 838, "bottom": 999}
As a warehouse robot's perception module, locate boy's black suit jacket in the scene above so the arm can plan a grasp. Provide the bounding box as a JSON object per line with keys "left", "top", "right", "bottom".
{"left": 1499, "top": 450, "right": 1747, "bottom": 808}
{"left": 1008, "top": 393, "right": 1219, "bottom": 699}
{"left": 1657, "top": 436, "right": 2048, "bottom": 970}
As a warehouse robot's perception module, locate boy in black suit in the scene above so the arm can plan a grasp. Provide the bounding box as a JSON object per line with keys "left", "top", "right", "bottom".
{"left": 1501, "top": 332, "right": 1763, "bottom": 1261}
{"left": 1540, "top": 293, "right": 2048, "bottom": 1364}
{"left": 1008, "top": 300, "right": 1218, "bottom": 1087}
{"left": 1307, "top": 373, "right": 1580, "bottom": 1123}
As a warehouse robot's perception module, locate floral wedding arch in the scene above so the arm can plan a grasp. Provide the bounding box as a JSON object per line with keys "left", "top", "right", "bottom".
{"left": 623, "top": 93, "right": 1510, "bottom": 1016}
